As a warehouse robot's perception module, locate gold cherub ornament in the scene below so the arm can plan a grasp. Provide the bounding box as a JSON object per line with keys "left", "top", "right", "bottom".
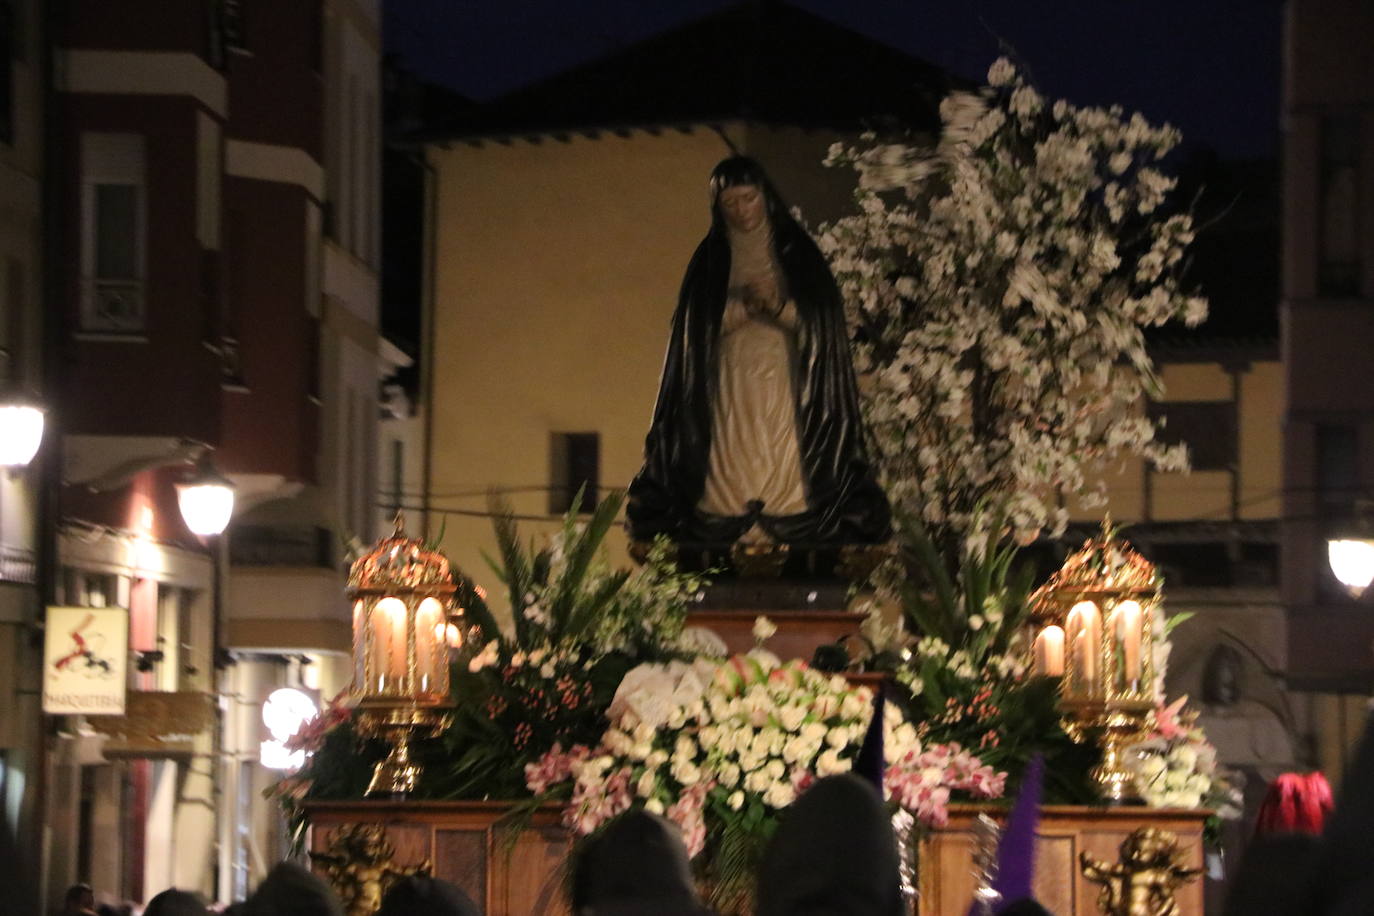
{"left": 1080, "top": 826, "right": 1202, "bottom": 916}
{"left": 310, "top": 822, "right": 431, "bottom": 916}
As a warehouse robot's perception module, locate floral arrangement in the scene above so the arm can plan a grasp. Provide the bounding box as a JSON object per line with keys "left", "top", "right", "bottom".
{"left": 860, "top": 513, "right": 1100, "bottom": 804}
{"left": 526, "top": 649, "right": 1005, "bottom": 909}
{"left": 431, "top": 493, "right": 709, "bottom": 799}
{"left": 268, "top": 492, "right": 709, "bottom": 816}
{"left": 818, "top": 57, "right": 1206, "bottom": 549}
{"left": 1127, "top": 697, "right": 1242, "bottom": 816}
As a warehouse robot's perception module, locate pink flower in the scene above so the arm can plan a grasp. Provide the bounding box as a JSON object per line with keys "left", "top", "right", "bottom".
{"left": 666, "top": 781, "right": 712, "bottom": 858}
{"left": 566, "top": 765, "right": 634, "bottom": 837}
{"left": 525, "top": 743, "right": 591, "bottom": 795}
{"left": 883, "top": 740, "right": 1007, "bottom": 828}
{"left": 1155, "top": 695, "right": 1189, "bottom": 740}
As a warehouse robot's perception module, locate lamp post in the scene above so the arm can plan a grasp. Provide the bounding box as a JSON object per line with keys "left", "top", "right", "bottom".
{"left": 1029, "top": 522, "right": 1158, "bottom": 804}
{"left": 175, "top": 451, "right": 236, "bottom": 902}
{"left": 348, "top": 512, "right": 456, "bottom": 797}
{"left": 0, "top": 389, "right": 45, "bottom": 468}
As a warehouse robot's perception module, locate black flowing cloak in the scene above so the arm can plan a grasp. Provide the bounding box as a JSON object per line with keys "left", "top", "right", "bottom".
{"left": 627, "top": 208, "right": 891, "bottom": 547}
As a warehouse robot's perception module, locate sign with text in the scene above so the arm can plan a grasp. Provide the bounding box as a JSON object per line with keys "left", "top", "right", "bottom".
{"left": 43, "top": 606, "right": 129, "bottom": 715}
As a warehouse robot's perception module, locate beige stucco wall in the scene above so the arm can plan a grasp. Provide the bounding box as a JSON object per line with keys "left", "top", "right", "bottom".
{"left": 425, "top": 124, "right": 857, "bottom": 606}
{"left": 1070, "top": 359, "right": 1282, "bottom": 524}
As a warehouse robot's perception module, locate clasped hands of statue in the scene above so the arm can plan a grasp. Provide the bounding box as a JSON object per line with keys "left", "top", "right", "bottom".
{"left": 738, "top": 279, "right": 785, "bottom": 321}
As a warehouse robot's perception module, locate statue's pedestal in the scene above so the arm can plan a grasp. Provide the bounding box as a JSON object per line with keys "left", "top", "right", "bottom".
{"left": 687, "top": 578, "right": 866, "bottom": 663}
{"left": 303, "top": 801, "right": 1208, "bottom": 916}
{"left": 919, "top": 804, "right": 1208, "bottom": 915}
{"left": 687, "top": 608, "right": 865, "bottom": 661}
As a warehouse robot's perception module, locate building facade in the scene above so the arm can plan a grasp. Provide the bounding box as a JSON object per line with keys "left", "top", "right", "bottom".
{"left": 41, "top": 0, "right": 382, "bottom": 906}
{"left": 0, "top": 0, "right": 50, "bottom": 902}
{"left": 1281, "top": 0, "right": 1374, "bottom": 784}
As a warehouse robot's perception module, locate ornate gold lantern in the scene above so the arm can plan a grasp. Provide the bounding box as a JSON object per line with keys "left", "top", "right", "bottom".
{"left": 349, "top": 514, "right": 456, "bottom": 796}
{"left": 1029, "top": 522, "right": 1158, "bottom": 804}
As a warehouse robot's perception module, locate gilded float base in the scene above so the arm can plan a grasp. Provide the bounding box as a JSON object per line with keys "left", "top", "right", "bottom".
{"left": 353, "top": 701, "right": 451, "bottom": 798}
{"left": 1062, "top": 699, "right": 1153, "bottom": 805}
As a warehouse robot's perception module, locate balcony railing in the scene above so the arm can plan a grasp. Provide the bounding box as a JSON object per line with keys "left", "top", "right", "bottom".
{"left": 81, "top": 278, "right": 145, "bottom": 334}
{"left": 0, "top": 542, "right": 36, "bottom": 585}
{"left": 229, "top": 525, "right": 335, "bottom": 569}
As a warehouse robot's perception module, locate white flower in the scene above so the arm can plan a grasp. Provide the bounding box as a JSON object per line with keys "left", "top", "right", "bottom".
{"left": 645, "top": 798, "right": 665, "bottom": 815}
{"left": 817, "top": 748, "right": 848, "bottom": 776}
{"left": 764, "top": 782, "right": 796, "bottom": 808}
{"left": 987, "top": 57, "right": 1017, "bottom": 88}
{"left": 467, "top": 641, "right": 500, "bottom": 673}
{"left": 778, "top": 704, "right": 806, "bottom": 733}
{"left": 728, "top": 790, "right": 745, "bottom": 811}
{"left": 752, "top": 615, "right": 778, "bottom": 643}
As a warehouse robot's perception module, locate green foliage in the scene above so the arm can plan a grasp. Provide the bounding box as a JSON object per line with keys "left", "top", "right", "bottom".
{"left": 882, "top": 510, "right": 1098, "bottom": 805}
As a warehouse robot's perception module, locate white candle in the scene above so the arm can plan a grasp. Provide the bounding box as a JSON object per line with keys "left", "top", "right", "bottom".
{"left": 1034, "top": 625, "right": 1066, "bottom": 677}
{"left": 414, "top": 597, "right": 444, "bottom": 693}
{"left": 1114, "top": 600, "right": 1143, "bottom": 687}
{"left": 1066, "top": 601, "right": 1101, "bottom": 690}
{"left": 374, "top": 597, "right": 409, "bottom": 688}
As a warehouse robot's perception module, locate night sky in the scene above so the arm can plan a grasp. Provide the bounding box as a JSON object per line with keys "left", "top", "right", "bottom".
{"left": 384, "top": 0, "right": 1284, "bottom": 159}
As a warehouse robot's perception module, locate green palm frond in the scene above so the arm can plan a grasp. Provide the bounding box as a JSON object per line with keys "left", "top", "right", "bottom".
{"left": 456, "top": 572, "right": 502, "bottom": 644}
{"left": 547, "top": 489, "right": 626, "bottom": 638}
{"left": 484, "top": 491, "right": 532, "bottom": 643}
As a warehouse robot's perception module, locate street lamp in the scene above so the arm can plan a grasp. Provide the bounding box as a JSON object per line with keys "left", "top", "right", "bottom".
{"left": 0, "top": 389, "right": 45, "bottom": 468}
{"left": 174, "top": 450, "right": 237, "bottom": 903}
{"left": 1327, "top": 538, "right": 1374, "bottom": 599}
{"left": 176, "top": 453, "right": 236, "bottom": 536}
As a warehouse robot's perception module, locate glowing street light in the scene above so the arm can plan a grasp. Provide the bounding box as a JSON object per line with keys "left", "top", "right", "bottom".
{"left": 0, "top": 390, "right": 45, "bottom": 467}
{"left": 176, "top": 454, "right": 235, "bottom": 536}
{"left": 1328, "top": 538, "right": 1374, "bottom": 599}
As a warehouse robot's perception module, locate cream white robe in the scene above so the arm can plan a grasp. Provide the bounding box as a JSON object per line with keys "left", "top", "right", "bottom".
{"left": 697, "top": 222, "right": 807, "bottom": 523}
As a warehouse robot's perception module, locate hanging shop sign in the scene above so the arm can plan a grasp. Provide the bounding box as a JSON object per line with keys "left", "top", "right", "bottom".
{"left": 42, "top": 605, "right": 129, "bottom": 715}
{"left": 87, "top": 690, "right": 217, "bottom": 758}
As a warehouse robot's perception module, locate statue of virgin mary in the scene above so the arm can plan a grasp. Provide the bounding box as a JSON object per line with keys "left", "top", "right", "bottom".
{"left": 627, "top": 156, "right": 890, "bottom": 548}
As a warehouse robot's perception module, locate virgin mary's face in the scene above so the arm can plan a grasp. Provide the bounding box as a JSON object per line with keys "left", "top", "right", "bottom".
{"left": 718, "top": 184, "right": 767, "bottom": 232}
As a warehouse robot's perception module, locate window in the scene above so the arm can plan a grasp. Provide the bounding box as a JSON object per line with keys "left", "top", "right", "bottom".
{"left": 550, "top": 433, "right": 600, "bottom": 514}
{"left": 1150, "top": 401, "right": 1236, "bottom": 472}
{"left": 60, "top": 567, "right": 124, "bottom": 608}
{"left": 81, "top": 133, "right": 146, "bottom": 333}
{"left": 1317, "top": 424, "right": 1359, "bottom": 514}
{"left": 1, "top": 256, "right": 22, "bottom": 380}
{"left": 222, "top": 0, "right": 247, "bottom": 53}
{"left": 1319, "top": 114, "right": 1360, "bottom": 297}
{"left": 307, "top": 0, "right": 323, "bottom": 74}
{"left": 0, "top": 1, "right": 13, "bottom": 144}
{"left": 389, "top": 439, "right": 404, "bottom": 519}
{"left": 1317, "top": 424, "right": 1361, "bottom": 599}
{"left": 156, "top": 585, "right": 200, "bottom": 691}
{"left": 205, "top": 0, "right": 225, "bottom": 69}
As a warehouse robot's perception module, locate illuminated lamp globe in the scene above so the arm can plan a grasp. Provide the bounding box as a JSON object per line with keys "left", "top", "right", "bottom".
{"left": 176, "top": 456, "right": 236, "bottom": 536}
{"left": 0, "top": 392, "right": 45, "bottom": 467}
{"left": 262, "top": 687, "right": 318, "bottom": 739}
{"left": 1328, "top": 538, "right": 1374, "bottom": 599}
